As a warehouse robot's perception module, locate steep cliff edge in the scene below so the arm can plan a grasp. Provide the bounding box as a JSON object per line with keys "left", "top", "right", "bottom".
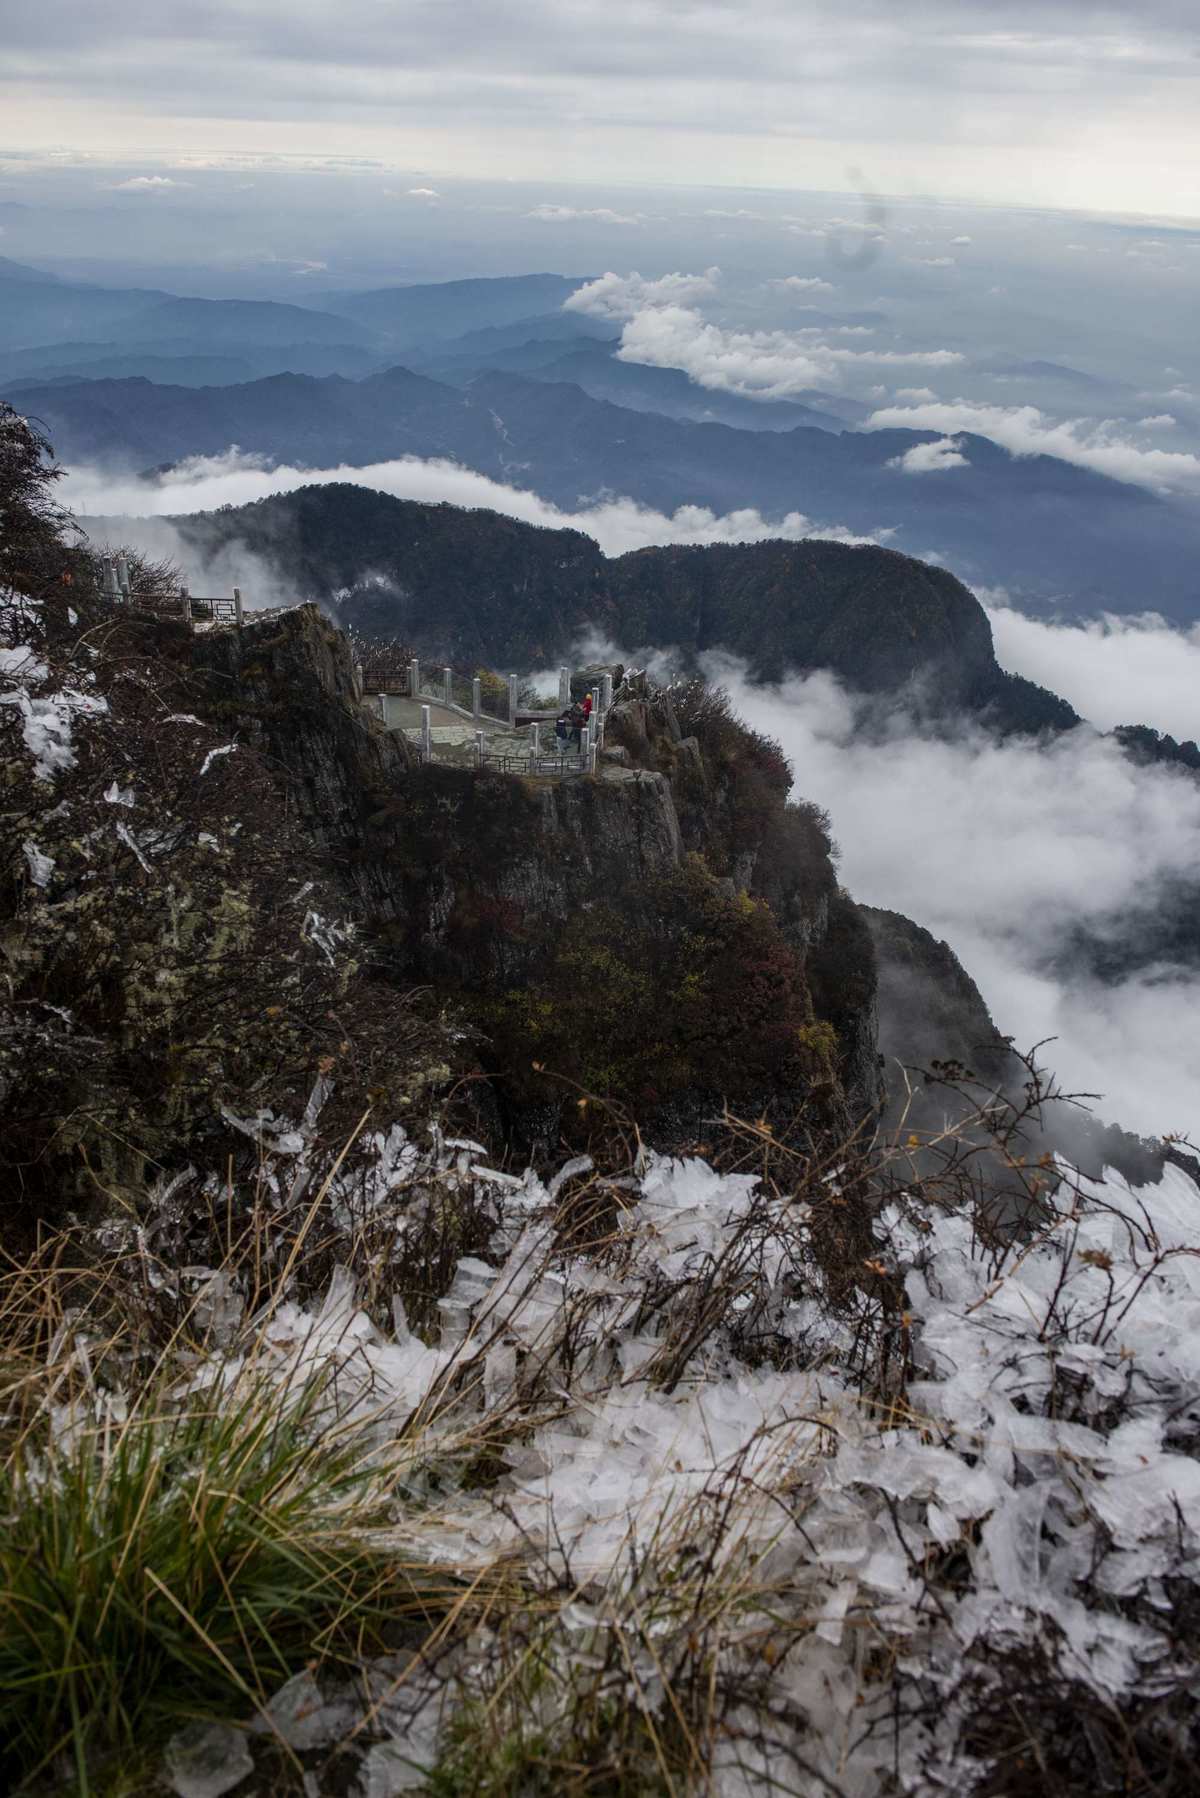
{"left": 190, "top": 611, "right": 879, "bottom": 1152}
{"left": 864, "top": 905, "right": 1164, "bottom": 1185}
{"left": 2, "top": 589, "right": 878, "bottom": 1228}
{"left": 0, "top": 595, "right": 465, "bottom": 1227}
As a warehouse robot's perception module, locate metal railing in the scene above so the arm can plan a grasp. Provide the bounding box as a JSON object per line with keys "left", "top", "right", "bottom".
{"left": 475, "top": 744, "right": 589, "bottom": 779}
{"left": 101, "top": 556, "right": 244, "bottom": 627}
{"left": 363, "top": 659, "right": 611, "bottom": 731}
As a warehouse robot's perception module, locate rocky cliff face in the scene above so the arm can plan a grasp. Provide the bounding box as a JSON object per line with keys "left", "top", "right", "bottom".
{"left": 864, "top": 905, "right": 1163, "bottom": 1185}
{"left": 151, "top": 484, "right": 1075, "bottom": 731}
{"left": 1, "top": 597, "right": 465, "bottom": 1228}
{"left": 605, "top": 674, "right": 881, "bottom": 1121}
{"left": 2, "top": 592, "right": 882, "bottom": 1227}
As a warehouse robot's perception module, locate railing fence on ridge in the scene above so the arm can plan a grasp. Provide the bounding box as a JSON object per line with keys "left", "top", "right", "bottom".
{"left": 91, "top": 571, "right": 617, "bottom": 783}
{"left": 98, "top": 554, "right": 245, "bottom": 627}
{"left": 361, "top": 652, "right": 581, "bottom": 728}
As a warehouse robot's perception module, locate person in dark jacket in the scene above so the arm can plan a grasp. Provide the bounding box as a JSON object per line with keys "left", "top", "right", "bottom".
{"left": 556, "top": 703, "right": 585, "bottom": 750}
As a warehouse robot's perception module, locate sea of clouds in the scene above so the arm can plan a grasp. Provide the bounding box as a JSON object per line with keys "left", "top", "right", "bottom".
{"left": 70, "top": 450, "right": 1200, "bottom": 1143}
{"left": 715, "top": 661, "right": 1200, "bottom": 1144}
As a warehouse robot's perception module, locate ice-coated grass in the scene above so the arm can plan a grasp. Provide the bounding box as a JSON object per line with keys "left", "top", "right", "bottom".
{"left": 0, "top": 1349, "right": 462, "bottom": 1795}
{"left": 2, "top": 1078, "right": 1198, "bottom": 1796}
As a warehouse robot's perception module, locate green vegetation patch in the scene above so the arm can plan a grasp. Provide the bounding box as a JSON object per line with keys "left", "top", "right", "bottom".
{"left": 0, "top": 1364, "right": 448, "bottom": 1795}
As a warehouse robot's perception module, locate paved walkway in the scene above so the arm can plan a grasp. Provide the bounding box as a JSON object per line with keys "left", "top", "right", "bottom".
{"left": 378, "top": 695, "right": 507, "bottom": 732}
{"left": 375, "top": 689, "right": 625, "bottom": 783}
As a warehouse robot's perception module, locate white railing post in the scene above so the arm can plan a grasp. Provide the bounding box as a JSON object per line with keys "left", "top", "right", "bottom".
{"left": 179, "top": 585, "right": 192, "bottom": 623}
{"left": 443, "top": 666, "right": 452, "bottom": 707}
{"left": 601, "top": 672, "right": 613, "bottom": 713}
{"left": 116, "top": 554, "right": 131, "bottom": 598}
{"left": 233, "top": 585, "right": 244, "bottom": 628}
{"left": 102, "top": 557, "right": 120, "bottom": 599}
{"left": 591, "top": 685, "right": 600, "bottom": 720}
{"left": 472, "top": 676, "right": 482, "bottom": 720}
{"left": 558, "top": 666, "right": 571, "bottom": 707}
{"left": 531, "top": 722, "right": 540, "bottom": 760}
{"left": 352, "top": 660, "right": 364, "bottom": 702}
{"left": 507, "top": 674, "right": 518, "bottom": 726}
{"left": 420, "top": 704, "right": 432, "bottom": 763}
{"left": 408, "top": 657, "right": 420, "bottom": 699}
{"left": 475, "top": 730, "right": 485, "bottom": 766}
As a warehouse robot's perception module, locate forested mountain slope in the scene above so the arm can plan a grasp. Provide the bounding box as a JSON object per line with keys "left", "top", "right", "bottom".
{"left": 135, "top": 481, "right": 1078, "bottom": 731}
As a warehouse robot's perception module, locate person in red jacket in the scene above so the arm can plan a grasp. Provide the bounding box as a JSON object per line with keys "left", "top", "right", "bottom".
{"left": 581, "top": 692, "right": 593, "bottom": 725}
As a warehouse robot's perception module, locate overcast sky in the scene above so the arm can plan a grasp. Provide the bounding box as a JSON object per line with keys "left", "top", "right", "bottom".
{"left": 3, "top": 1, "right": 1199, "bottom": 216}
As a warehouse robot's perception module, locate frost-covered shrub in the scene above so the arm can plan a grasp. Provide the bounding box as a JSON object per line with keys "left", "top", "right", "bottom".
{"left": 20, "top": 1087, "right": 1190, "bottom": 1797}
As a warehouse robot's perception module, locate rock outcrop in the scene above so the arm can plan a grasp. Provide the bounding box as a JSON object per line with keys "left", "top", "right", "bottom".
{"left": 864, "top": 905, "right": 1164, "bottom": 1184}
{"left": 2, "top": 592, "right": 882, "bottom": 1226}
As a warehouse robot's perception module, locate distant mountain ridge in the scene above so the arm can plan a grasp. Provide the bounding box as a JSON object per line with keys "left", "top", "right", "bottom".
{"left": 0, "top": 260, "right": 591, "bottom": 367}
{"left": 424, "top": 336, "right": 854, "bottom": 432}
{"left": 8, "top": 256, "right": 1200, "bottom": 615}
{"left": 302, "top": 273, "right": 591, "bottom": 344}
{"left": 30, "top": 360, "right": 1200, "bottom": 614}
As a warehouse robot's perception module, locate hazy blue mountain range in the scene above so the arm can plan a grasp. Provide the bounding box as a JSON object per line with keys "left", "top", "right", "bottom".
{"left": 0, "top": 260, "right": 592, "bottom": 378}
{"left": 0, "top": 342, "right": 384, "bottom": 386}
{"left": 0, "top": 260, "right": 589, "bottom": 350}
{"left": 7, "top": 257, "right": 1199, "bottom": 615}
{"left": 29, "top": 362, "right": 1200, "bottom": 614}
{"left": 976, "top": 357, "right": 1131, "bottom": 393}
{"left": 421, "top": 335, "right": 855, "bottom": 431}
{"left": 406, "top": 310, "right": 622, "bottom": 361}
{"left": 300, "top": 273, "right": 590, "bottom": 343}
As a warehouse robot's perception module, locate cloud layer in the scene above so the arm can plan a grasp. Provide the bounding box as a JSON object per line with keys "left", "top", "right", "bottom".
{"left": 612, "top": 306, "right": 962, "bottom": 400}
{"left": 868, "top": 399, "right": 1200, "bottom": 495}
{"left": 984, "top": 602, "right": 1200, "bottom": 741}
{"left": 888, "top": 436, "right": 968, "bottom": 473}
{"left": 717, "top": 660, "right": 1200, "bottom": 1141}
{"left": 564, "top": 268, "right": 722, "bottom": 319}
{"left": 5, "top": 2, "right": 1200, "bottom": 213}
{"left": 529, "top": 204, "right": 644, "bottom": 226}
{"left": 65, "top": 449, "right": 880, "bottom": 564}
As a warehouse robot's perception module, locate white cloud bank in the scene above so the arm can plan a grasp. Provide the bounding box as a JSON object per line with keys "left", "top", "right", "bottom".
{"left": 564, "top": 267, "right": 722, "bottom": 319}
{"left": 617, "top": 306, "right": 963, "bottom": 400}
{"left": 888, "top": 436, "right": 968, "bottom": 474}
{"left": 105, "top": 174, "right": 189, "bottom": 191}
{"left": 529, "top": 204, "right": 644, "bottom": 225}
{"left": 985, "top": 603, "right": 1200, "bottom": 742}
{"left": 63, "top": 449, "right": 882, "bottom": 564}
{"left": 559, "top": 276, "right": 1200, "bottom": 488}
{"left": 867, "top": 400, "right": 1200, "bottom": 496}
{"left": 718, "top": 661, "right": 1200, "bottom": 1141}
{"left": 565, "top": 269, "right": 963, "bottom": 400}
